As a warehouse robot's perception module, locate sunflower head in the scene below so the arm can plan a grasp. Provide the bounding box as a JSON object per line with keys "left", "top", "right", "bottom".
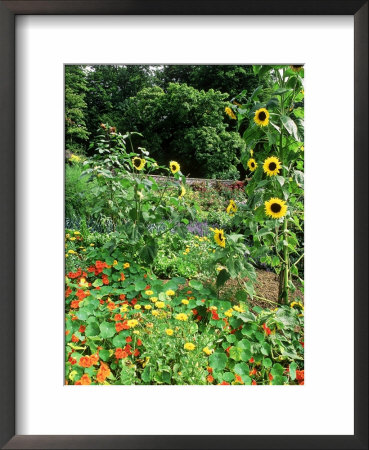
{"left": 170, "top": 161, "right": 180, "bottom": 174}
{"left": 263, "top": 156, "right": 281, "bottom": 176}
{"left": 247, "top": 158, "right": 257, "bottom": 172}
{"left": 212, "top": 228, "right": 226, "bottom": 248}
{"left": 226, "top": 199, "right": 237, "bottom": 215}
{"left": 132, "top": 157, "right": 146, "bottom": 171}
{"left": 290, "top": 65, "right": 304, "bottom": 72}
{"left": 254, "top": 108, "right": 270, "bottom": 127}
{"left": 264, "top": 198, "right": 288, "bottom": 219}
{"left": 225, "top": 106, "right": 237, "bottom": 120}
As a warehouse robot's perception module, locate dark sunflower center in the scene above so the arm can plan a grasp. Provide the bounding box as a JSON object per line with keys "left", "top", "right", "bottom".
{"left": 251, "top": 162, "right": 255, "bottom": 167}
{"left": 271, "top": 203, "right": 282, "bottom": 213}
{"left": 258, "top": 111, "right": 267, "bottom": 121}
{"left": 218, "top": 234, "right": 224, "bottom": 241}
{"left": 134, "top": 159, "right": 141, "bottom": 167}
{"left": 269, "top": 162, "right": 277, "bottom": 171}
{"left": 171, "top": 165, "right": 175, "bottom": 170}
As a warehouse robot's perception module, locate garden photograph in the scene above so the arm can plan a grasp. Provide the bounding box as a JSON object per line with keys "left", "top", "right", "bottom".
{"left": 65, "top": 64, "right": 305, "bottom": 386}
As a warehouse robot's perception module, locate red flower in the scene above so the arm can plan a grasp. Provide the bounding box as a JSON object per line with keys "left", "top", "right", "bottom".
{"left": 225, "top": 346, "right": 231, "bottom": 356}
{"left": 68, "top": 357, "right": 77, "bottom": 365}
{"left": 249, "top": 357, "right": 255, "bottom": 363}
{"left": 211, "top": 311, "right": 220, "bottom": 321}
{"left": 296, "top": 370, "right": 304, "bottom": 382}
{"left": 249, "top": 368, "right": 257, "bottom": 376}
{"left": 268, "top": 373, "right": 273, "bottom": 381}
{"left": 219, "top": 381, "right": 230, "bottom": 385}
{"left": 207, "top": 367, "right": 213, "bottom": 374}
{"left": 119, "top": 294, "right": 126, "bottom": 300}
{"left": 65, "top": 287, "right": 72, "bottom": 298}
{"left": 71, "top": 334, "right": 79, "bottom": 343}
{"left": 120, "top": 273, "right": 125, "bottom": 281}
{"left": 115, "top": 348, "right": 127, "bottom": 359}
{"left": 70, "top": 300, "right": 80, "bottom": 309}
{"left": 262, "top": 323, "right": 271, "bottom": 336}
{"left": 76, "top": 289, "right": 89, "bottom": 301}
{"left": 206, "top": 375, "right": 214, "bottom": 383}
{"left": 252, "top": 380, "right": 257, "bottom": 385}
{"left": 137, "top": 339, "right": 142, "bottom": 347}
{"left": 300, "top": 340, "right": 304, "bottom": 348}
{"left": 102, "top": 274, "right": 109, "bottom": 285}
{"left": 131, "top": 298, "right": 137, "bottom": 306}
{"left": 145, "top": 285, "right": 151, "bottom": 290}
{"left": 133, "top": 349, "right": 140, "bottom": 357}
{"left": 235, "top": 374, "right": 244, "bottom": 384}
{"left": 192, "top": 309, "right": 198, "bottom": 315}
{"left": 126, "top": 336, "right": 132, "bottom": 343}
{"left": 79, "top": 325, "right": 86, "bottom": 333}
{"left": 115, "top": 322, "right": 128, "bottom": 333}
{"left": 79, "top": 356, "right": 92, "bottom": 368}
{"left": 114, "top": 314, "right": 123, "bottom": 322}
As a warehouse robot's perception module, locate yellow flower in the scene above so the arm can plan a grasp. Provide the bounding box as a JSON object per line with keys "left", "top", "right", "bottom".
{"left": 181, "top": 299, "right": 189, "bottom": 305}
{"left": 209, "top": 306, "right": 217, "bottom": 311}
{"left": 133, "top": 330, "right": 140, "bottom": 335}
{"left": 165, "top": 328, "right": 174, "bottom": 336}
{"left": 233, "top": 305, "right": 245, "bottom": 313}
{"left": 74, "top": 231, "right": 81, "bottom": 235}
{"left": 123, "top": 262, "right": 130, "bottom": 269}
{"left": 247, "top": 158, "right": 257, "bottom": 172}
{"left": 250, "top": 149, "right": 254, "bottom": 157}
{"left": 120, "top": 305, "right": 129, "bottom": 312}
{"left": 224, "top": 309, "right": 233, "bottom": 318}
{"left": 226, "top": 199, "right": 237, "bottom": 215}
{"left": 263, "top": 156, "right": 282, "bottom": 177}
{"left": 132, "top": 157, "right": 146, "bottom": 171}
{"left": 145, "top": 290, "right": 154, "bottom": 296}
{"left": 150, "top": 296, "right": 158, "bottom": 303}
{"left": 264, "top": 197, "right": 288, "bottom": 219}
{"left": 212, "top": 228, "right": 226, "bottom": 248}
{"left": 169, "top": 161, "right": 180, "bottom": 174}
{"left": 69, "top": 154, "right": 81, "bottom": 163}
{"left": 113, "top": 260, "right": 118, "bottom": 266}
{"left": 254, "top": 107, "right": 270, "bottom": 126}
{"left": 290, "top": 301, "right": 304, "bottom": 310}
{"left": 144, "top": 305, "right": 152, "bottom": 310}
{"left": 152, "top": 310, "right": 160, "bottom": 317}
{"left": 156, "top": 301, "right": 165, "bottom": 309}
{"left": 300, "top": 145, "right": 304, "bottom": 152}
{"left": 175, "top": 313, "right": 188, "bottom": 322}
{"left": 90, "top": 243, "right": 95, "bottom": 247}
{"left": 166, "top": 289, "right": 175, "bottom": 296}
{"left": 179, "top": 185, "right": 186, "bottom": 198}
{"left": 224, "top": 106, "right": 237, "bottom": 120}
{"left": 68, "top": 250, "right": 77, "bottom": 255}
{"left": 69, "top": 237, "right": 76, "bottom": 241}
{"left": 134, "top": 304, "right": 141, "bottom": 310}
{"left": 184, "top": 342, "right": 195, "bottom": 351}
{"left": 203, "top": 347, "right": 213, "bottom": 356}
{"left": 79, "top": 277, "right": 89, "bottom": 288}
{"left": 127, "top": 319, "right": 139, "bottom": 328}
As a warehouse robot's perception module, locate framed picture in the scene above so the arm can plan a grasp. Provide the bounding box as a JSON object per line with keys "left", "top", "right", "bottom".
{"left": 1, "top": 1, "right": 367, "bottom": 449}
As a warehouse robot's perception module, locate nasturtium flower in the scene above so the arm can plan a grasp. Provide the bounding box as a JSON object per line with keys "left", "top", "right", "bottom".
{"left": 165, "top": 328, "right": 174, "bottom": 336}
{"left": 203, "top": 347, "right": 213, "bottom": 356}
{"left": 74, "top": 231, "right": 81, "bottom": 235}
{"left": 210, "top": 228, "right": 226, "bottom": 248}
{"left": 224, "top": 308, "right": 233, "bottom": 318}
{"left": 175, "top": 313, "right": 188, "bottom": 322}
{"left": 264, "top": 197, "right": 288, "bottom": 219}
{"left": 166, "top": 289, "right": 175, "bottom": 296}
{"left": 132, "top": 156, "right": 146, "bottom": 171}
{"left": 226, "top": 199, "right": 237, "bottom": 215}
{"left": 247, "top": 158, "right": 257, "bottom": 172}
{"left": 263, "top": 156, "right": 281, "bottom": 176}
{"left": 68, "top": 250, "right": 77, "bottom": 255}
{"left": 78, "top": 374, "right": 92, "bottom": 385}
{"left": 145, "top": 290, "right": 154, "bottom": 296}
{"left": 134, "top": 305, "right": 141, "bottom": 310}
{"left": 169, "top": 161, "right": 180, "bottom": 174}
{"left": 123, "top": 262, "right": 130, "bottom": 269}
{"left": 254, "top": 107, "right": 270, "bottom": 126}
{"left": 144, "top": 305, "right": 152, "bottom": 310}
{"left": 155, "top": 301, "right": 165, "bottom": 309}
{"left": 181, "top": 299, "right": 189, "bottom": 305}
{"left": 233, "top": 305, "right": 245, "bottom": 313}
{"left": 184, "top": 342, "right": 195, "bottom": 351}
{"left": 150, "top": 296, "right": 158, "bottom": 303}
{"left": 224, "top": 106, "right": 236, "bottom": 120}
{"left": 127, "top": 319, "right": 139, "bottom": 328}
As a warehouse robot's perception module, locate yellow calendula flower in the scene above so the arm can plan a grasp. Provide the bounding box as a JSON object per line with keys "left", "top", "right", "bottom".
{"left": 155, "top": 301, "right": 165, "bottom": 309}
{"left": 132, "top": 156, "right": 146, "bottom": 171}
{"left": 175, "top": 313, "right": 188, "bottom": 322}
{"left": 226, "top": 199, "right": 237, "bottom": 216}
{"left": 263, "top": 156, "right": 282, "bottom": 177}
{"left": 203, "top": 347, "right": 213, "bottom": 356}
{"left": 145, "top": 290, "right": 154, "bottom": 296}
{"left": 224, "top": 106, "right": 237, "bottom": 120}
{"left": 169, "top": 161, "right": 180, "bottom": 174}
{"left": 123, "top": 262, "right": 130, "bottom": 269}
{"left": 254, "top": 107, "right": 270, "bottom": 127}
{"left": 134, "top": 305, "right": 141, "bottom": 310}
{"left": 127, "top": 319, "right": 139, "bottom": 328}
{"left": 144, "top": 305, "right": 152, "bottom": 310}
{"left": 233, "top": 305, "right": 245, "bottom": 313}
{"left": 247, "top": 158, "right": 257, "bottom": 172}
{"left": 211, "top": 228, "right": 226, "bottom": 248}
{"left": 181, "top": 299, "right": 189, "bottom": 305}
{"left": 165, "top": 328, "right": 174, "bottom": 336}
{"left": 150, "top": 296, "right": 158, "bottom": 303}
{"left": 166, "top": 289, "right": 175, "bottom": 296}
{"left": 264, "top": 197, "right": 288, "bottom": 219}
{"left": 184, "top": 342, "right": 195, "bottom": 351}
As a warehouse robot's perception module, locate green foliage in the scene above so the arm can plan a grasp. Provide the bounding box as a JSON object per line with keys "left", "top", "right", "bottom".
{"left": 65, "top": 164, "right": 98, "bottom": 220}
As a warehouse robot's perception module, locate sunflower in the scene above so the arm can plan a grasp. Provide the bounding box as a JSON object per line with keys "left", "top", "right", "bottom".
{"left": 254, "top": 108, "right": 270, "bottom": 127}
{"left": 179, "top": 185, "right": 186, "bottom": 198}
{"left": 226, "top": 199, "right": 237, "bottom": 215}
{"left": 224, "top": 106, "right": 237, "bottom": 120}
{"left": 264, "top": 198, "right": 288, "bottom": 219}
{"left": 132, "top": 157, "right": 146, "bottom": 171}
{"left": 169, "top": 161, "right": 180, "bottom": 174}
{"left": 211, "top": 227, "right": 226, "bottom": 248}
{"left": 263, "top": 156, "right": 282, "bottom": 176}
{"left": 247, "top": 158, "right": 257, "bottom": 172}
{"left": 290, "top": 65, "right": 304, "bottom": 72}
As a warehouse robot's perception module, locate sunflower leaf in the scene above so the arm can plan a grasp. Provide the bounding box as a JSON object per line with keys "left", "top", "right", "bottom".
{"left": 281, "top": 115, "right": 299, "bottom": 141}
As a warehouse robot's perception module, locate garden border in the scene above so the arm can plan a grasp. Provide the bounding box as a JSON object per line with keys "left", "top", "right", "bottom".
{"left": 1, "top": 1, "right": 368, "bottom": 449}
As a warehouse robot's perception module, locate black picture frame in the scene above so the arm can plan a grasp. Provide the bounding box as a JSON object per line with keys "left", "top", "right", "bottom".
{"left": 0, "top": 1, "right": 367, "bottom": 449}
